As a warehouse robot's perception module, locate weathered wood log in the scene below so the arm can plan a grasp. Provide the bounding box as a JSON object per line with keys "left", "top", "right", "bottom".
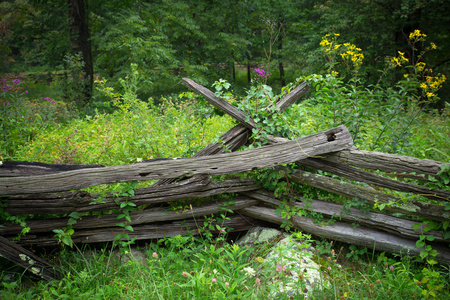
{"left": 182, "top": 78, "right": 259, "bottom": 131}
{"left": 322, "top": 149, "right": 448, "bottom": 180}
{"left": 0, "top": 198, "right": 259, "bottom": 236}
{"left": 242, "top": 190, "right": 448, "bottom": 243}
{"left": 0, "top": 160, "right": 104, "bottom": 177}
{"left": 239, "top": 206, "right": 450, "bottom": 264}
{"left": 2, "top": 177, "right": 259, "bottom": 215}
{"left": 0, "top": 125, "right": 353, "bottom": 195}
{"left": 0, "top": 236, "right": 63, "bottom": 280}
{"left": 153, "top": 79, "right": 310, "bottom": 187}
{"left": 11, "top": 215, "right": 259, "bottom": 246}
{"left": 298, "top": 158, "right": 450, "bottom": 201}
{"left": 281, "top": 167, "right": 449, "bottom": 222}
{"left": 266, "top": 80, "right": 311, "bottom": 112}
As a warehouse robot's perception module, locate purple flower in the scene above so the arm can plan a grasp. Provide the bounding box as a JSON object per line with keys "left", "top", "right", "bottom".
{"left": 389, "top": 266, "right": 394, "bottom": 271}
{"left": 212, "top": 278, "right": 217, "bottom": 283}
{"left": 6, "top": 102, "right": 10, "bottom": 106}
{"left": 25, "top": 90, "right": 28, "bottom": 94}
{"left": 13, "top": 79, "right": 20, "bottom": 84}
{"left": 45, "top": 97, "right": 50, "bottom": 101}
{"left": 253, "top": 68, "right": 269, "bottom": 78}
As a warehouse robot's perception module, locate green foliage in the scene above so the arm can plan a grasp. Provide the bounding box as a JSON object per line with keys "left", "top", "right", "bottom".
{"left": 0, "top": 74, "right": 71, "bottom": 159}
{"left": 14, "top": 66, "right": 234, "bottom": 165}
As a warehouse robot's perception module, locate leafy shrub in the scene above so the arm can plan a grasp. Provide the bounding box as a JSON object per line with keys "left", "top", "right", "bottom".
{"left": 15, "top": 65, "right": 234, "bottom": 165}
{"left": 1, "top": 74, "right": 71, "bottom": 159}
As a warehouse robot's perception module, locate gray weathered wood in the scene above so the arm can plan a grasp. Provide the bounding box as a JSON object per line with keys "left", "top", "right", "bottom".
{"left": 12, "top": 215, "right": 258, "bottom": 246}
{"left": 0, "top": 125, "right": 353, "bottom": 195}
{"left": 182, "top": 77, "right": 259, "bottom": 130}
{"left": 0, "top": 236, "right": 62, "bottom": 280}
{"left": 298, "top": 158, "right": 450, "bottom": 201}
{"left": 0, "top": 198, "right": 259, "bottom": 236}
{"left": 322, "top": 149, "right": 448, "bottom": 180}
{"left": 0, "top": 161, "right": 104, "bottom": 177}
{"left": 2, "top": 177, "right": 259, "bottom": 215}
{"left": 281, "top": 167, "right": 449, "bottom": 222}
{"left": 268, "top": 80, "right": 311, "bottom": 112}
{"left": 242, "top": 189, "right": 447, "bottom": 243}
{"left": 239, "top": 206, "right": 450, "bottom": 264}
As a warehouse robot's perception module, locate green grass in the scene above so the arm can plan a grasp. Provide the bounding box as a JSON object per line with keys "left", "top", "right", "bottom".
{"left": 1, "top": 233, "right": 449, "bottom": 299}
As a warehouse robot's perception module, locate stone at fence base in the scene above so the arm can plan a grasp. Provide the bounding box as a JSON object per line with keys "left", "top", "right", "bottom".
{"left": 238, "top": 227, "right": 328, "bottom": 298}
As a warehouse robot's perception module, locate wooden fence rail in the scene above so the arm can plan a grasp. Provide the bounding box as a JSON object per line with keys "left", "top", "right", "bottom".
{"left": 1, "top": 78, "right": 449, "bottom": 281}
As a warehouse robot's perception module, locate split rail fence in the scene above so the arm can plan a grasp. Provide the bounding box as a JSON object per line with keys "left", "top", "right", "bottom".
{"left": 1, "top": 78, "right": 449, "bottom": 281}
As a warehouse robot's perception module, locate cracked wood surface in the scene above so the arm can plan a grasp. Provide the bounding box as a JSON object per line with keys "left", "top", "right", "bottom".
{"left": 0, "top": 125, "right": 353, "bottom": 195}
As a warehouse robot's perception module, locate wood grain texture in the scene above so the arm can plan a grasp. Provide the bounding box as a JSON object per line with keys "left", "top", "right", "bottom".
{"left": 0, "top": 125, "right": 353, "bottom": 195}
{"left": 12, "top": 215, "right": 259, "bottom": 246}
{"left": 240, "top": 206, "right": 450, "bottom": 264}
{"left": 282, "top": 167, "right": 449, "bottom": 222}
{"left": 323, "top": 149, "right": 448, "bottom": 180}
{"left": 2, "top": 177, "right": 259, "bottom": 215}
{"left": 0, "top": 161, "right": 104, "bottom": 177}
{"left": 0, "top": 236, "right": 62, "bottom": 280}
{"left": 298, "top": 158, "right": 450, "bottom": 201}
{"left": 242, "top": 189, "right": 447, "bottom": 243}
{"left": 0, "top": 198, "right": 259, "bottom": 235}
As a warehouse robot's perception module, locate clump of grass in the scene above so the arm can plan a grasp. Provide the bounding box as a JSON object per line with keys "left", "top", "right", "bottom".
{"left": 1, "top": 233, "right": 449, "bottom": 299}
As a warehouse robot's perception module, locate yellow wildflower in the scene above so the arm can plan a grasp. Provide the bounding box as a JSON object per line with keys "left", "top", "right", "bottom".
{"left": 403, "top": 74, "right": 408, "bottom": 78}
{"left": 416, "top": 62, "right": 426, "bottom": 72}
{"left": 426, "top": 92, "right": 435, "bottom": 98}
{"left": 398, "top": 52, "right": 409, "bottom": 63}
{"left": 334, "top": 33, "right": 340, "bottom": 36}
{"left": 420, "top": 83, "right": 427, "bottom": 89}
{"left": 431, "top": 43, "right": 437, "bottom": 49}
{"left": 334, "top": 44, "right": 342, "bottom": 50}
{"left": 392, "top": 57, "right": 401, "bottom": 67}
{"left": 331, "top": 71, "right": 339, "bottom": 77}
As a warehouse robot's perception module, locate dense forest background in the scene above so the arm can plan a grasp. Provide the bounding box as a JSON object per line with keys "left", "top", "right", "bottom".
{"left": 1, "top": 0, "right": 449, "bottom": 105}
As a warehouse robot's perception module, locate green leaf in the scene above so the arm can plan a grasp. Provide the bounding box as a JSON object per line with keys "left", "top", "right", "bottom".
{"left": 425, "top": 235, "right": 436, "bottom": 241}
{"left": 67, "top": 218, "right": 77, "bottom": 226}
{"left": 416, "top": 240, "right": 425, "bottom": 248}
{"left": 125, "top": 225, "right": 134, "bottom": 231}
{"left": 68, "top": 212, "right": 80, "bottom": 219}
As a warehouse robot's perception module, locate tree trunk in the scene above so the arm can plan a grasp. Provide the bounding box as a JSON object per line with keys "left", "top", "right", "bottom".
{"left": 278, "top": 36, "right": 285, "bottom": 87}
{"left": 67, "top": 0, "right": 93, "bottom": 105}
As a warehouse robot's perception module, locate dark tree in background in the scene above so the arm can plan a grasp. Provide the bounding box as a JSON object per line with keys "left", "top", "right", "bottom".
{"left": 67, "top": 0, "right": 93, "bottom": 104}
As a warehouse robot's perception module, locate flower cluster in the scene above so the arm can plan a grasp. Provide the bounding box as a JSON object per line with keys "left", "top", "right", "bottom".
{"left": 409, "top": 29, "right": 427, "bottom": 42}
{"left": 320, "top": 33, "right": 364, "bottom": 70}
{"left": 45, "top": 97, "right": 56, "bottom": 104}
{"left": 421, "top": 74, "right": 447, "bottom": 101}
{"left": 340, "top": 43, "right": 364, "bottom": 67}
{"left": 394, "top": 30, "right": 447, "bottom": 102}
{"left": 391, "top": 51, "right": 409, "bottom": 67}
{"left": 1, "top": 74, "right": 27, "bottom": 94}
{"left": 253, "top": 68, "right": 269, "bottom": 78}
